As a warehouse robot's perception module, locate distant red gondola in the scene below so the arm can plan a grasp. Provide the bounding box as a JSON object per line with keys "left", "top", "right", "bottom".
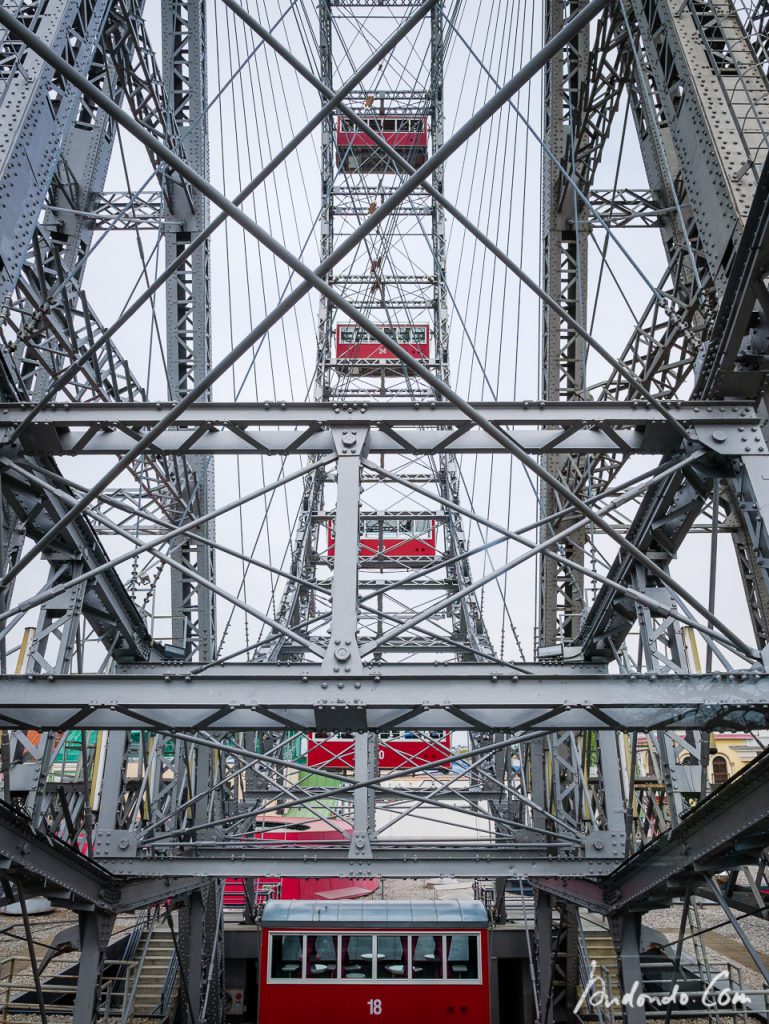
{"left": 337, "top": 115, "right": 428, "bottom": 174}
{"left": 327, "top": 516, "right": 437, "bottom": 560}
{"left": 223, "top": 816, "right": 379, "bottom": 915}
{"left": 307, "top": 731, "right": 452, "bottom": 771}
{"left": 336, "top": 323, "right": 430, "bottom": 371}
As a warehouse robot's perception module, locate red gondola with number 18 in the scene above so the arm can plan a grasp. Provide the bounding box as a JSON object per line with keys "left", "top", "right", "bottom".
{"left": 258, "top": 900, "right": 491, "bottom": 1024}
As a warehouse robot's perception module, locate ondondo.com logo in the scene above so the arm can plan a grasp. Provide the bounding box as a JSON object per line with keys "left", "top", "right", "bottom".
{"left": 575, "top": 962, "right": 758, "bottom": 1014}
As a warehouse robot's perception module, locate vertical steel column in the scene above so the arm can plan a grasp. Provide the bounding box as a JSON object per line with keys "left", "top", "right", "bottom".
{"left": 615, "top": 912, "right": 645, "bottom": 1024}
{"left": 162, "top": 0, "right": 215, "bottom": 661}
{"left": 177, "top": 767, "right": 222, "bottom": 1022}
{"left": 160, "top": 7, "right": 218, "bottom": 1015}
{"left": 351, "top": 732, "right": 376, "bottom": 861}
{"left": 179, "top": 888, "right": 206, "bottom": 1022}
{"left": 536, "top": 10, "right": 592, "bottom": 1012}
{"left": 539, "top": 0, "right": 589, "bottom": 650}
{"left": 324, "top": 432, "right": 365, "bottom": 669}
{"left": 314, "top": 0, "right": 334, "bottom": 401}
{"left": 535, "top": 890, "right": 555, "bottom": 1024}
{"left": 431, "top": 2, "right": 448, "bottom": 390}
{"left": 19, "top": 563, "right": 86, "bottom": 829}
{"left": 72, "top": 909, "right": 115, "bottom": 1023}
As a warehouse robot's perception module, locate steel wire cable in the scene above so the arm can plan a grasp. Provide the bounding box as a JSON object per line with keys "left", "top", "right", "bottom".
{"left": 2, "top": 2, "right": 306, "bottom": 414}
{"left": 213, "top": 12, "right": 431, "bottom": 651}
{"left": 5, "top": 0, "right": 744, "bottom": 667}
{"left": 228, "top": 1, "right": 315, "bottom": 622}
{"left": 443, "top": 6, "right": 674, "bottom": 303}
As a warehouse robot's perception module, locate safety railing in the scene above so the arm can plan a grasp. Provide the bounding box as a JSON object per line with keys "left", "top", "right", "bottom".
{"left": 0, "top": 954, "right": 135, "bottom": 1019}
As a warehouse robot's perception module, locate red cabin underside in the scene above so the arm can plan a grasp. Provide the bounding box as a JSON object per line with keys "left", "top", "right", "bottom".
{"left": 327, "top": 535, "right": 437, "bottom": 559}
{"left": 336, "top": 129, "right": 428, "bottom": 173}
{"left": 337, "top": 130, "right": 428, "bottom": 150}
{"left": 361, "top": 536, "right": 436, "bottom": 557}
{"left": 224, "top": 815, "right": 379, "bottom": 909}
{"left": 224, "top": 876, "right": 378, "bottom": 907}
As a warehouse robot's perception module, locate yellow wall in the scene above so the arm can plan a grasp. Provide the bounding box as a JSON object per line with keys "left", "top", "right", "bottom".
{"left": 707, "top": 734, "right": 762, "bottom": 783}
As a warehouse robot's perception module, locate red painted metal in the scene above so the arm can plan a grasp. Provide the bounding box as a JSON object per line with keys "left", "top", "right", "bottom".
{"left": 336, "top": 115, "right": 428, "bottom": 173}
{"left": 224, "top": 816, "right": 378, "bottom": 911}
{"left": 307, "top": 732, "right": 452, "bottom": 771}
{"left": 327, "top": 517, "right": 437, "bottom": 560}
{"left": 258, "top": 917, "right": 490, "bottom": 1024}
{"left": 336, "top": 323, "right": 430, "bottom": 365}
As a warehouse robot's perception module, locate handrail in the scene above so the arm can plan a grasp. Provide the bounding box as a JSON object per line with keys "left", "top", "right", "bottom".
{"left": 159, "top": 950, "right": 179, "bottom": 1022}
{"left": 576, "top": 918, "right": 615, "bottom": 1024}
{"left": 119, "top": 905, "right": 161, "bottom": 1023}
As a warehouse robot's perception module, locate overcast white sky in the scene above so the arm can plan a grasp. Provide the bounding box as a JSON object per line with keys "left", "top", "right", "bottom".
{"left": 6, "top": 0, "right": 756, "bottom": 675}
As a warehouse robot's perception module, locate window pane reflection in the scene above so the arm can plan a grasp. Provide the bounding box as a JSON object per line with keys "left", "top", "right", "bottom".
{"left": 411, "top": 934, "right": 444, "bottom": 978}
{"left": 342, "top": 934, "right": 373, "bottom": 978}
{"left": 375, "top": 934, "right": 407, "bottom": 979}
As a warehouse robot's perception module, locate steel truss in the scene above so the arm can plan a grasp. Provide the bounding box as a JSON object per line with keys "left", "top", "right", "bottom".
{"left": 0, "top": 0, "right": 769, "bottom": 1020}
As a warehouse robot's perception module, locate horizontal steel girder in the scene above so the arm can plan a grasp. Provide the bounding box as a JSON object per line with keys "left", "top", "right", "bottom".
{"left": 3, "top": 400, "right": 763, "bottom": 456}
{"left": 88, "top": 847, "right": 622, "bottom": 880}
{"left": 2, "top": 664, "right": 769, "bottom": 731}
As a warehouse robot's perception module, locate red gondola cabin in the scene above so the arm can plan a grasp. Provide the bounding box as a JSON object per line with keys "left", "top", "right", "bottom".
{"left": 337, "top": 115, "right": 428, "bottom": 174}
{"left": 306, "top": 731, "right": 452, "bottom": 771}
{"left": 258, "top": 899, "right": 491, "bottom": 1024}
{"left": 327, "top": 516, "right": 437, "bottom": 560}
{"left": 335, "top": 324, "right": 430, "bottom": 373}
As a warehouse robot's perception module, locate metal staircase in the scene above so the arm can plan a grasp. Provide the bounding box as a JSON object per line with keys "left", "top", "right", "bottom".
{"left": 124, "top": 924, "right": 178, "bottom": 1021}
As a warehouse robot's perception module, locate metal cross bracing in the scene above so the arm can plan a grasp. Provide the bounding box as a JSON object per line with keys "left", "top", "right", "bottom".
{"left": 1, "top": 0, "right": 769, "bottom": 1020}
{"left": 0, "top": 0, "right": 218, "bottom": 1013}
{"left": 265, "top": 0, "right": 494, "bottom": 672}
{"left": 575, "top": 0, "right": 769, "bottom": 855}
{"left": 534, "top": 0, "right": 769, "bottom": 1015}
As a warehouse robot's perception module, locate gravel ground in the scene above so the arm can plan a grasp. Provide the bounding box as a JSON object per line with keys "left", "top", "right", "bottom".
{"left": 379, "top": 877, "right": 475, "bottom": 900}
{"left": 645, "top": 901, "right": 769, "bottom": 996}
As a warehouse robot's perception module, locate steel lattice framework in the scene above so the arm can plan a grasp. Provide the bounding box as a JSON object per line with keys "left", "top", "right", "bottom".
{"left": 1, "top": 0, "right": 769, "bottom": 1020}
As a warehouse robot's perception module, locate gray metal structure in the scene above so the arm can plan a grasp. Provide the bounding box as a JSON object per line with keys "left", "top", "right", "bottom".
{"left": 0, "top": 0, "right": 769, "bottom": 1020}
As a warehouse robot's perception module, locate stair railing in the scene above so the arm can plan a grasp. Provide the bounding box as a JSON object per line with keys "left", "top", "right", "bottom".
{"left": 119, "top": 905, "right": 162, "bottom": 1023}
{"left": 576, "top": 917, "right": 616, "bottom": 1024}
{"left": 158, "top": 948, "right": 179, "bottom": 1023}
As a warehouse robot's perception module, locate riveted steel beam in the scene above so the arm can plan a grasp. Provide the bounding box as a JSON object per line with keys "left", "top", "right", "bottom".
{"left": 1, "top": 666, "right": 768, "bottom": 732}
{"left": 0, "top": 799, "right": 197, "bottom": 910}
{"left": 89, "top": 850, "right": 620, "bottom": 880}
{"left": 605, "top": 748, "right": 769, "bottom": 912}
{"left": 3, "top": 400, "right": 760, "bottom": 456}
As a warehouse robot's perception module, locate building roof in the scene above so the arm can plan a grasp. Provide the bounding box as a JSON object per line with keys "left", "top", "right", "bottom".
{"left": 261, "top": 899, "right": 488, "bottom": 928}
